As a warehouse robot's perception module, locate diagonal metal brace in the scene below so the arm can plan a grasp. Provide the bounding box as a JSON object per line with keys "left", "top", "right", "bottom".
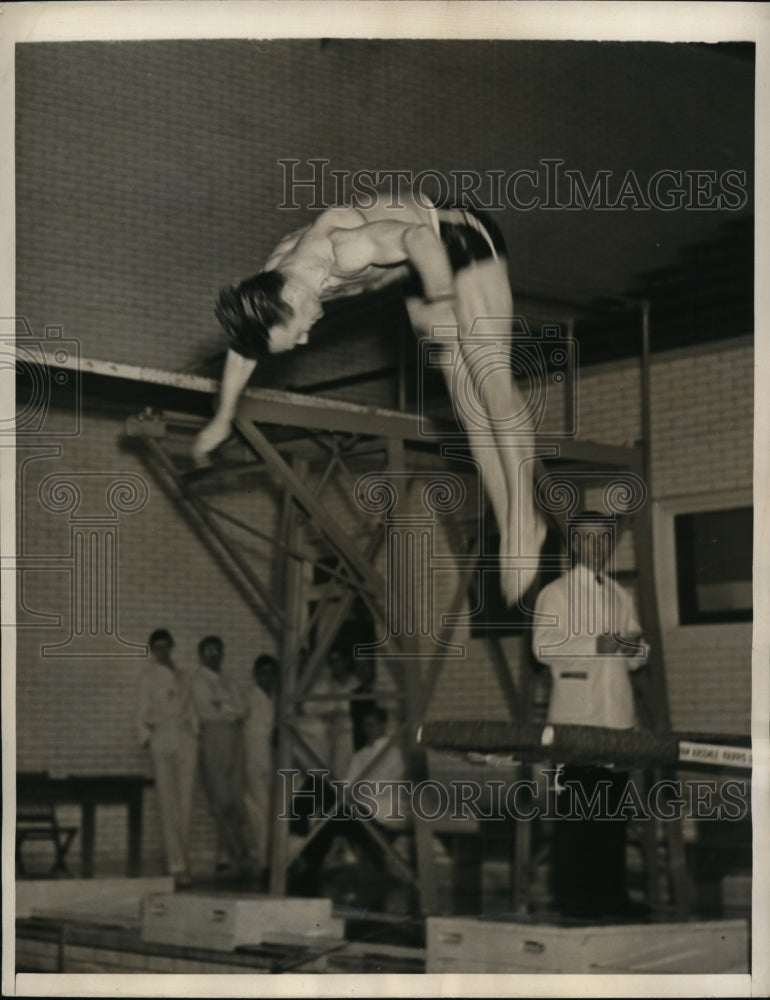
{"left": 234, "top": 416, "right": 387, "bottom": 598}
{"left": 141, "top": 437, "right": 285, "bottom": 631}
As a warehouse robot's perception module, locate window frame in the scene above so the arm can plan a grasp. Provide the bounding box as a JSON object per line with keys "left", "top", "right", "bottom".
{"left": 652, "top": 489, "right": 753, "bottom": 630}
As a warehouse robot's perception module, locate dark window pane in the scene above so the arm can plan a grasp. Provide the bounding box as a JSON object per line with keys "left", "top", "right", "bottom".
{"left": 675, "top": 507, "right": 752, "bottom": 624}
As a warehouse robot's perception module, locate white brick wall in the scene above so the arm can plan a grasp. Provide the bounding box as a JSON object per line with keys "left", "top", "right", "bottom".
{"left": 13, "top": 39, "right": 754, "bottom": 874}
{"left": 16, "top": 406, "right": 281, "bottom": 871}
{"left": 416, "top": 337, "right": 754, "bottom": 734}
{"left": 15, "top": 336, "right": 753, "bottom": 871}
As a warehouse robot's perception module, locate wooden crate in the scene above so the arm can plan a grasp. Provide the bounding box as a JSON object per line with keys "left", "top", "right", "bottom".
{"left": 141, "top": 893, "right": 344, "bottom": 952}
{"left": 426, "top": 915, "right": 749, "bottom": 974}
{"left": 17, "top": 877, "right": 174, "bottom": 922}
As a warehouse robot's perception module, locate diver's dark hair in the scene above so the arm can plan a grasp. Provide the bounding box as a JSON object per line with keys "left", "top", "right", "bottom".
{"left": 214, "top": 270, "right": 293, "bottom": 359}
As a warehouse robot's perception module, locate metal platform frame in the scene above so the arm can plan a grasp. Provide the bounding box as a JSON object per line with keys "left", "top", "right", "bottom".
{"left": 30, "top": 301, "right": 690, "bottom": 916}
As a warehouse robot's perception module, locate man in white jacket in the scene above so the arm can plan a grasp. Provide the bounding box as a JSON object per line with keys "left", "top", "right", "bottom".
{"left": 190, "top": 635, "right": 250, "bottom": 879}
{"left": 137, "top": 629, "right": 198, "bottom": 887}
{"left": 533, "top": 514, "right": 650, "bottom": 920}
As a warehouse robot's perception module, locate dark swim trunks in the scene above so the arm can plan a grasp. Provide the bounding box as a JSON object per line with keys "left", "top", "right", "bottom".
{"left": 437, "top": 206, "right": 508, "bottom": 273}
{"left": 399, "top": 205, "right": 508, "bottom": 301}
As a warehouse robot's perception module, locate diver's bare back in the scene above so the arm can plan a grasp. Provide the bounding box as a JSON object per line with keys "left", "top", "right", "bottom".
{"left": 265, "top": 200, "right": 434, "bottom": 301}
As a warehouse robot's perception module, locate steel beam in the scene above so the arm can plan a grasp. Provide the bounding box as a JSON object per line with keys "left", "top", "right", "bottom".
{"left": 296, "top": 530, "right": 386, "bottom": 701}
{"left": 387, "top": 436, "right": 438, "bottom": 914}
{"left": 58, "top": 351, "right": 642, "bottom": 470}
{"left": 234, "top": 416, "right": 386, "bottom": 598}
{"left": 269, "top": 459, "right": 307, "bottom": 896}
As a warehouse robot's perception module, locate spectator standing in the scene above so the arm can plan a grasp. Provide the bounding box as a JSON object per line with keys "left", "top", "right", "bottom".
{"left": 243, "top": 653, "right": 279, "bottom": 882}
{"left": 137, "top": 629, "right": 198, "bottom": 888}
{"left": 190, "top": 635, "right": 251, "bottom": 879}
{"left": 532, "top": 515, "right": 650, "bottom": 920}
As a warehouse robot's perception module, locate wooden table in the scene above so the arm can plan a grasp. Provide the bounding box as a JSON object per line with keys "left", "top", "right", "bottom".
{"left": 17, "top": 773, "right": 154, "bottom": 878}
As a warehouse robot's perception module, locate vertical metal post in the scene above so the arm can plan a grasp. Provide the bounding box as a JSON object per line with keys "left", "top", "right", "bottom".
{"left": 636, "top": 300, "right": 668, "bottom": 730}
{"left": 635, "top": 498, "right": 691, "bottom": 916}
{"left": 397, "top": 325, "right": 408, "bottom": 413}
{"left": 269, "top": 459, "right": 307, "bottom": 895}
{"left": 565, "top": 317, "right": 576, "bottom": 438}
{"left": 636, "top": 301, "right": 691, "bottom": 916}
{"left": 640, "top": 301, "right": 652, "bottom": 489}
{"left": 512, "top": 763, "right": 533, "bottom": 914}
{"left": 386, "top": 437, "right": 438, "bottom": 913}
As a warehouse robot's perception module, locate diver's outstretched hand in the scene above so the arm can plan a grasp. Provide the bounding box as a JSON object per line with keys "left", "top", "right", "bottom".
{"left": 192, "top": 416, "right": 232, "bottom": 468}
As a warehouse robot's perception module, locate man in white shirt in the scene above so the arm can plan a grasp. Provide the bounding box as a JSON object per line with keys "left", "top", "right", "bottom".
{"left": 532, "top": 514, "right": 650, "bottom": 920}
{"left": 136, "top": 629, "right": 198, "bottom": 887}
{"left": 190, "top": 635, "right": 250, "bottom": 878}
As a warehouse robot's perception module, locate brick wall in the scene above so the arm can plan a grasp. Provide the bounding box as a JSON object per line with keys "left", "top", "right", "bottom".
{"left": 16, "top": 39, "right": 752, "bottom": 380}
{"left": 570, "top": 341, "right": 754, "bottom": 734}
{"left": 309, "top": 335, "right": 754, "bottom": 738}
{"left": 423, "top": 337, "right": 754, "bottom": 734}
{"left": 15, "top": 341, "right": 754, "bottom": 872}
{"left": 14, "top": 39, "right": 754, "bottom": 870}
{"left": 15, "top": 406, "right": 282, "bottom": 872}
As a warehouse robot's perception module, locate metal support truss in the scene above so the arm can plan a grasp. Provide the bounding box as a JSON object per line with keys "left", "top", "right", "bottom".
{"left": 114, "top": 310, "right": 682, "bottom": 917}
{"left": 125, "top": 398, "right": 466, "bottom": 908}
